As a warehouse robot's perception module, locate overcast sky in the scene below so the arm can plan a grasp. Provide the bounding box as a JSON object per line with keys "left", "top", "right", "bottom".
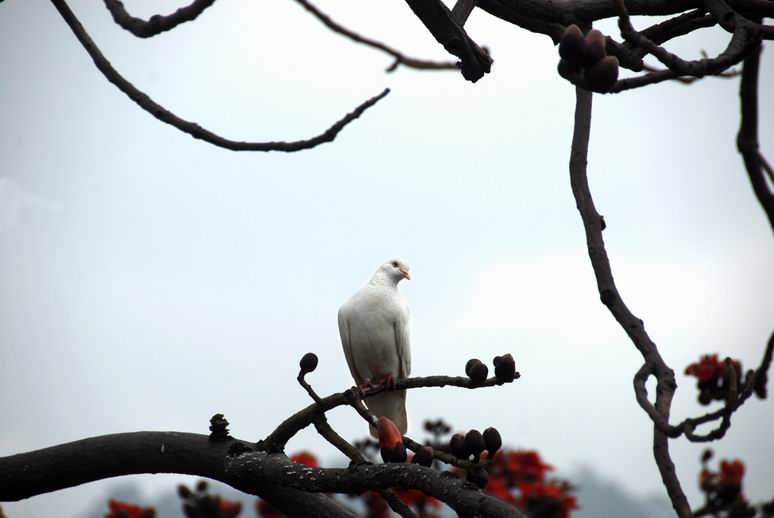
{"left": 1, "top": 1, "right": 772, "bottom": 517}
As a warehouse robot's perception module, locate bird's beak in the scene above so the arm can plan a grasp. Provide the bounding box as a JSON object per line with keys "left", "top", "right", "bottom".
{"left": 400, "top": 270, "right": 411, "bottom": 280}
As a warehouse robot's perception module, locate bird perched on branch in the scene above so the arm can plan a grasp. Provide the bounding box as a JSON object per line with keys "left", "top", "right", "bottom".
{"left": 338, "top": 259, "right": 412, "bottom": 436}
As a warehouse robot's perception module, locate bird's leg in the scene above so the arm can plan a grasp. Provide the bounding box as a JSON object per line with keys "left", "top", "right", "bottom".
{"left": 379, "top": 373, "right": 396, "bottom": 390}
{"left": 358, "top": 378, "right": 376, "bottom": 391}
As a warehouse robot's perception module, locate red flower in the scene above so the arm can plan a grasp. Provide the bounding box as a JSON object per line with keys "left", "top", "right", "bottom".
{"left": 719, "top": 459, "right": 745, "bottom": 488}
{"left": 256, "top": 498, "right": 279, "bottom": 517}
{"left": 289, "top": 451, "right": 319, "bottom": 468}
{"left": 105, "top": 500, "right": 155, "bottom": 518}
{"left": 217, "top": 498, "right": 242, "bottom": 518}
{"left": 496, "top": 450, "right": 553, "bottom": 483}
{"left": 486, "top": 473, "right": 516, "bottom": 504}
{"left": 685, "top": 354, "right": 723, "bottom": 382}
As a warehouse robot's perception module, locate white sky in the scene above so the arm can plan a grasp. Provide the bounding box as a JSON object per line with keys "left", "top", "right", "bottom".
{"left": 1, "top": 1, "right": 773, "bottom": 517}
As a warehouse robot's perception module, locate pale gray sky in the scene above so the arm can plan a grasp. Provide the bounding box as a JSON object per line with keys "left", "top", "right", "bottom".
{"left": 1, "top": 1, "right": 772, "bottom": 517}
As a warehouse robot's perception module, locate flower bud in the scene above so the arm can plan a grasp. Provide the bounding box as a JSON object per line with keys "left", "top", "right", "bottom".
{"left": 450, "top": 433, "right": 468, "bottom": 459}
{"left": 299, "top": 352, "right": 318, "bottom": 374}
{"left": 381, "top": 441, "right": 407, "bottom": 463}
{"left": 585, "top": 56, "right": 619, "bottom": 91}
{"left": 582, "top": 29, "right": 607, "bottom": 67}
{"left": 559, "top": 24, "right": 587, "bottom": 64}
{"left": 483, "top": 427, "right": 502, "bottom": 454}
{"left": 494, "top": 353, "right": 516, "bottom": 382}
{"left": 465, "top": 358, "right": 482, "bottom": 376}
{"left": 412, "top": 446, "right": 434, "bottom": 467}
{"left": 469, "top": 362, "right": 489, "bottom": 384}
{"left": 465, "top": 429, "right": 486, "bottom": 457}
{"left": 376, "top": 417, "right": 403, "bottom": 449}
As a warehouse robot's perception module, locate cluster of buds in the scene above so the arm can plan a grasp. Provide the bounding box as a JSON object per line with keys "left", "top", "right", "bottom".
{"left": 698, "top": 450, "right": 757, "bottom": 517}
{"left": 105, "top": 500, "right": 156, "bottom": 518}
{"left": 465, "top": 354, "right": 517, "bottom": 384}
{"left": 685, "top": 354, "right": 743, "bottom": 405}
{"left": 178, "top": 481, "right": 242, "bottom": 518}
{"left": 557, "top": 25, "right": 619, "bottom": 91}
{"left": 448, "top": 427, "right": 502, "bottom": 488}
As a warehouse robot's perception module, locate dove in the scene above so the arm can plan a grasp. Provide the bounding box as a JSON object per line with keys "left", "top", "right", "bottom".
{"left": 338, "top": 259, "right": 411, "bottom": 436}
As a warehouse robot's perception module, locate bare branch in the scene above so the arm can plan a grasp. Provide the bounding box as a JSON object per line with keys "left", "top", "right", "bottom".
{"left": 51, "top": 0, "right": 389, "bottom": 152}
{"left": 262, "top": 372, "right": 518, "bottom": 452}
{"left": 292, "top": 0, "right": 458, "bottom": 73}
{"left": 402, "top": 0, "right": 493, "bottom": 82}
{"left": 103, "top": 0, "right": 215, "bottom": 38}
{"left": 736, "top": 40, "right": 774, "bottom": 232}
{"left": 568, "top": 86, "right": 692, "bottom": 516}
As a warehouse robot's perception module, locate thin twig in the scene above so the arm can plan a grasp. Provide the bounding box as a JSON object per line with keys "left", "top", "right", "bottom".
{"left": 292, "top": 0, "right": 458, "bottom": 73}
{"left": 51, "top": 0, "right": 389, "bottom": 152}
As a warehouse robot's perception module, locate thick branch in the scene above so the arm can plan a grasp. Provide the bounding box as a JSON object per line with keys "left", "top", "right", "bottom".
{"left": 402, "top": 0, "right": 493, "bottom": 82}
{"left": 51, "top": 0, "right": 389, "bottom": 152}
{"left": 0, "top": 432, "right": 522, "bottom": 518}
{"left": 0, "top": 432, "right": 354, "bottom": 518}
{"left": 569, "top": 87, "right": 692, "bottom": 517}
{"left": 103, "top": 0, "right": 215, "bottom": 38}
{"left": 292, "top": 0, "right": 457, "bottom": 73}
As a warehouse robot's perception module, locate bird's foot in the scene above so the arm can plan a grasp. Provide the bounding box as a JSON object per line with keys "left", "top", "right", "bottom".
{"left": 379, "top": 374, "right": 397, "bottom": 390}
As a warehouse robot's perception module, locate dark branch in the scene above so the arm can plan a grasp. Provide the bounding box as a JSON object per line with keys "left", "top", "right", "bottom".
{"left": 51, "top": 0, "right": 389, "bottom": 152}
{"left": 0, "top": 432, "right": 523, "bottom": 518}
{"left": 262, "top": 373, "right": 518, "bottom": 452}
{"left": 736, "top": 39, "right": 774, "bottom": 232}
{"left": 402, "top": 0, "right": 493, "bottom": 82}
{"left": 568, "top": 86, "right": 692, "bottom": 517}
{"left": 103, "top": 0, "right": 215, "bottom": 38}
{"left": 292, "top": 0, "right": 458, "bottom": 73}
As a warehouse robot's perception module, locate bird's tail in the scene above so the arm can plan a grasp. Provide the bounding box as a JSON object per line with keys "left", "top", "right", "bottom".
{"left": 366, "top": 390, "right": 407, "bottom": 438}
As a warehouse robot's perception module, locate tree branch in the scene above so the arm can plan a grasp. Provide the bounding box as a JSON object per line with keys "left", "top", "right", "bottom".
{"left": 292, "top": 0, "right": 458, "bottom": 73}
{"left": 51, "top": 0, "right": 389, "bottom": 152}
{"left": 0, "top": 431, "right": 523, "bottom": 518}
{"left": 736, "top": 39, "right": 774, "bottom": 232}
{"left": 103, "top": 0, "right": 216, "bottom": 38}
{"left": 568, "top": 86, "right": 692, "bottom": 517}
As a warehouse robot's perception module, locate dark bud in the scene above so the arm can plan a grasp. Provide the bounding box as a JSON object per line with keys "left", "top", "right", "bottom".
{"left": 585, "top": 56, "right": 619, "bottom": 92}
{"left": 600, "top": 215, "right": 606, "bottom": 230}
{"left": 299, "top": 352, "right": 318, "bottom": 375}
{"left": 701, "top": 449, "right": 713, "bottom": 463}
{"left": 494, "top": 354, "right": 516, "bottom": 382}
{"left": 582, "top": 29, "right": 607, "bottom": 67}
{"left": 412, "top": 446, "right": 434, "bottom": 467}
{"left": 450, "top": 433, "right": 469, "bottom": 459}
{"left": 483, "top": 427, "right": 502, "bottom": 454}
{"left": 381, "top": 441, "right": 407, "bottom": 463}
{"left": 469, "top": 362, "right": 489, "bottom": 384}
{"left": 558, "top": 24, "right": 587, "bottom": 64}
{"left": 465, "top": 358, "right": 482, "bottom": 376}
{"left": 698, "top": 389, "right": 713, "bottom": 405}
{"left": 177, "top": 484, "right": 192, "bottom": 499}
{"left": 557, "top": 58, "right": 578, "bottom": 81}
{"left": 196, "top": 479, "right": 208, "bottom": 492}
{"left": 465, "top": 429, "right": 486, "bottom": 457}
{"left": 467, "top": 466, "right": 490, "bottom": 488}
{"left": 493, "top": 356, "right": 501, "bottom": 366}
{"left": 209, "top": 414, "right": 230, "bottom": 442}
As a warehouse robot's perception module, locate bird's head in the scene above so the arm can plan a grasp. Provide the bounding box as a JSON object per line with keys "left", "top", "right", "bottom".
{"left": 379, "top": 258, "right": 411, "bottom": 282}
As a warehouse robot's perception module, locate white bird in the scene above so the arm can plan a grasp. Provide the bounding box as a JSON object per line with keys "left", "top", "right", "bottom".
{"left": 338, "top": 259, "right": 412, "bottom": 436}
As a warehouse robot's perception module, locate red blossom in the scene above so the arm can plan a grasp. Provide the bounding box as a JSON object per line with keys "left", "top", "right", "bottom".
{"left": 496, "top": 450, "right": 553, "bottom": 483}
{"left": 106, "top": 500, "right": 156, "bottom": 518}
{"left": 256, "top": 499, "right": 279, "bottom": 517}
{"left": 289, "top": 451, "right": 319, "bottom": 468}
{"left": 685, "top": 354, "right": 724, "bottom": 382}
{"left": 486, "top": 473, "right": 516, "bottom": 504}
{"left": 719, "top": 459, "right": 745, "bottom": 488}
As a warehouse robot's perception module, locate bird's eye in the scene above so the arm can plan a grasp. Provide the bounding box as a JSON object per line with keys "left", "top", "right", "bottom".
{"left": 391, "top": 261, "right": 399, "bottom": 267}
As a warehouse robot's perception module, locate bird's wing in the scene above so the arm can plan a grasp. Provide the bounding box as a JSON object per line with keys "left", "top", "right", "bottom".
{"left": 394, "top": 307, "right": 411, "bottom": 379}
{"left": 338, "top": 305, "right": 363, "bottom": 385}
